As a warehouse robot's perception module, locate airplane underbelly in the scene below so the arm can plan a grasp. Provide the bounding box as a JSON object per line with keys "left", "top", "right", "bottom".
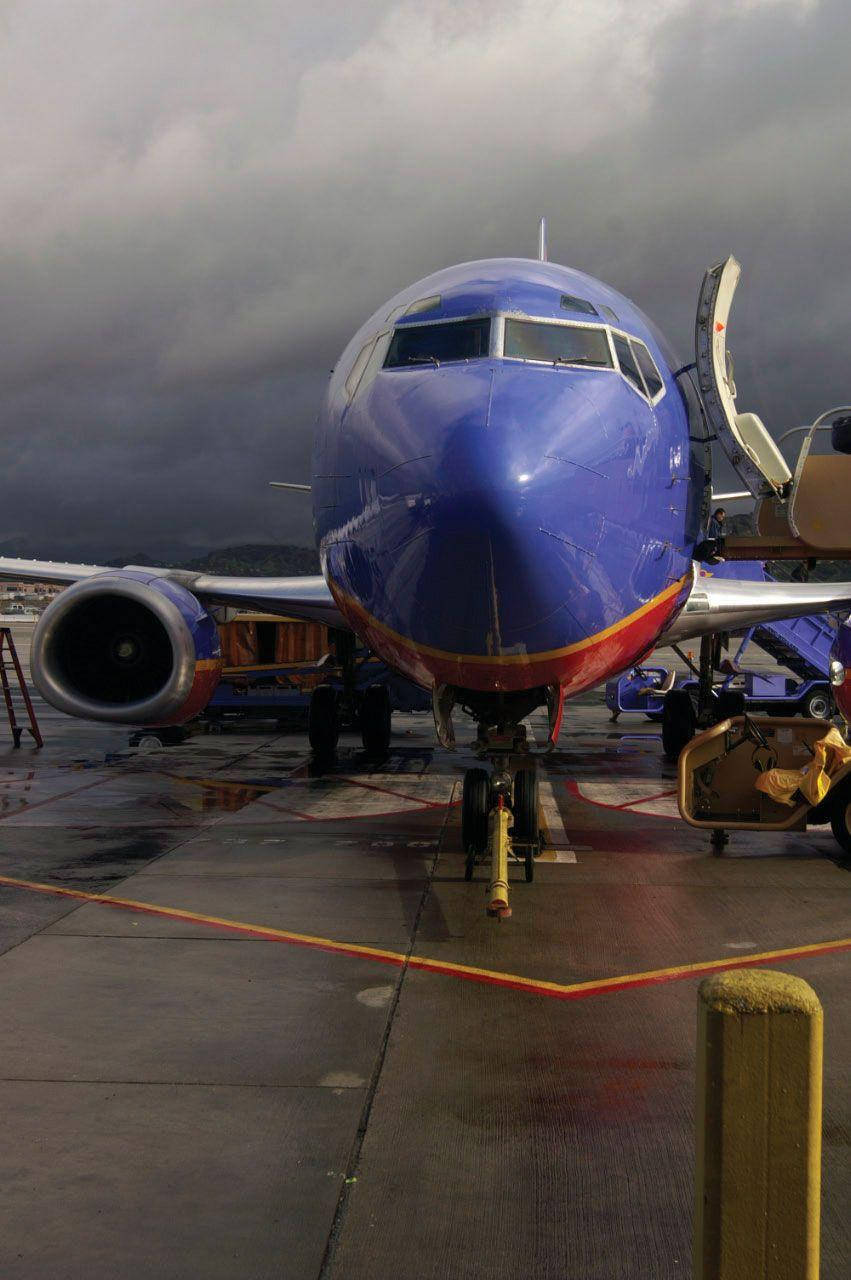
{"left": 328, "top": 560, "right": 689, "bottom": 694}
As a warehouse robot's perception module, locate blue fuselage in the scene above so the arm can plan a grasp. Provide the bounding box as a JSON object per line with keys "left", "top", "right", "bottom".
{"left": 312, "top": 258, "right": 707, "bottom": 704}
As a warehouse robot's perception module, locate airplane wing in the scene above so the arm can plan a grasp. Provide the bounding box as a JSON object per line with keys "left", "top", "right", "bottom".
{"left": 0, "top": 557, "right": 347, "bottom": 628}
{"left": 660, "top": 568, "right": 851, "bottom": 644}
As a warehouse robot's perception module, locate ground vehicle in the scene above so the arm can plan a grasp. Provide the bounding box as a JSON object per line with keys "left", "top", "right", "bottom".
{"left": 606, "top": 663, "right": 832, "bottom": 723}
{"left": 678, "top": 714, "right": 851, "bottom": 855}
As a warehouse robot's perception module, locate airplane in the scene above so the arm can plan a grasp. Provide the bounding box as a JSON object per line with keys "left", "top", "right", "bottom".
{"left": 3, "top": 231, "right": 851, "bottom": 885}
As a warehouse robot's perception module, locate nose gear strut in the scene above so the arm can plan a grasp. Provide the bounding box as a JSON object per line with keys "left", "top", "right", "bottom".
{"left": 462, "top": 741, "right": 543, "bottom": 920}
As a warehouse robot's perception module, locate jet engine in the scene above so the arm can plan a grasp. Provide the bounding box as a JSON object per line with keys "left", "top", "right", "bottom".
{"left": 31, "top": 571, "right": 222, "bottom": 725}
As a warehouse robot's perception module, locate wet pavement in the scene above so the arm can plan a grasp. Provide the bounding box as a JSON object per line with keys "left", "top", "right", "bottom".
{"left": 0, "top": 640, "right": 847, "bottom": 1278}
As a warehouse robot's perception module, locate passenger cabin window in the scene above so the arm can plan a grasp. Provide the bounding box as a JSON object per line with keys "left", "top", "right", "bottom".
{"left": 612, "top": 334, "right": 645, "bottom": 395}
{"left": 632, "top": 340, "right": 664, "bottom": 397}
{"left": 560, "top": 294, "right": 599, "bottom": 316}
{"left": 504, "top": 319, "right": 612, "bottom": 367}
{"left": 384, "top": 317, "right": 491, "bottom": 367}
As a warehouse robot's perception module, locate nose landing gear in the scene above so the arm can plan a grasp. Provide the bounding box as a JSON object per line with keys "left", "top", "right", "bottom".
{"left": 461, "top": 756, "right": 542, "bottom": 918}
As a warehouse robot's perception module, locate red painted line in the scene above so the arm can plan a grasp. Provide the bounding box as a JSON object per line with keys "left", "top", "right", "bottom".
{"left": 614, "top": 787, "right": 677, "bottom": 810}
{"left": 0, "top": 772, "right": 121, "bottom": 821}
{"left": 0, "top": 874, "right": 847, "bottom": 1004}
{"left": 252, "top": 798, "right": 321, "bottom": 821}
{"left": 565, "top": 777, "right": 679, "bottom": 820}
{"left": 334, "top": 775, "right": 455, "bottom": 808}
{"left": 450, "top": 942, "right": 851, "bottom": 1002}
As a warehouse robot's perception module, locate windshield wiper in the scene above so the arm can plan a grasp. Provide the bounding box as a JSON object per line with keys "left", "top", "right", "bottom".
{"left": 554, "top": 355, "right": 604, "bottom": 367}
{"left": 405, "top": 355, "right": 440, "bottom": 367}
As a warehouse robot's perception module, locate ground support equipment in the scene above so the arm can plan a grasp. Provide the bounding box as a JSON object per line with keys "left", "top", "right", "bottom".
{"left": 0, "top": 628, "right": 42, "bottom": 748}
{"left": 678, "top": 713, "right": 851, "bottom": 857}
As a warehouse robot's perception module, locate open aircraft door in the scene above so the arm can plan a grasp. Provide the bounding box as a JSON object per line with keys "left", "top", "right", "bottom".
{"left": 695, "top": 256, "right": 792, "bottom": 499}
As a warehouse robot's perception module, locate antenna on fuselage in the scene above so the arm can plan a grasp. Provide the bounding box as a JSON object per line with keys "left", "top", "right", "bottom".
{"left": 537, "top": 216, "right": 548, "bottom": 263}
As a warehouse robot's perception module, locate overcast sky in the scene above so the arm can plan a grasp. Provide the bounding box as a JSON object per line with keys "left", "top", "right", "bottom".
{"left": 0, "top": 0, "right": 848, "bottom": 558}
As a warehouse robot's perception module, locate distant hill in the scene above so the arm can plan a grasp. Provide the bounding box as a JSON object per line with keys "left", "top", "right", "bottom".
{"left": 184, "top": 544, "right": 321, "bottom": 575}
{"left": 104, "top": 544, "right": 320, "bottom": 575}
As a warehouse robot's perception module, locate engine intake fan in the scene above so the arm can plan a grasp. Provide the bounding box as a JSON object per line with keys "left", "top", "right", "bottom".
{"left": 32, "top": 572, "right": 222, "bottom": 724}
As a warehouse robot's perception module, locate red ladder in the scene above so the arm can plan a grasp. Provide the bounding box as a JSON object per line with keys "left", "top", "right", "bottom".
{"left": 0, "top": 628, "right": 43, "bottom": 748}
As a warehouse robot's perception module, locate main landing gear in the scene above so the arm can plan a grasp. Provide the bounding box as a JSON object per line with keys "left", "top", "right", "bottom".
{"left": 661, "top": 634, "right": 747, "bottom": 761}
{"left": 308, "top": 683, "right": 339, "bottom": 757}
{"left": 360, "top": 683, "right": 392, "bottom": 756}
{"left": 307, "top": 628, "right": 393, "bottom": 760}
{"left": 308, "top": 680, "right": 393, "bottom": 759}
{"left": 462, "top": 754, "right": 542, "bottom": 919}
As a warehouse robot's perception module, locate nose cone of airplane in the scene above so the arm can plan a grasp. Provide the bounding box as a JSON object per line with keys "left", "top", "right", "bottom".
{"left": 327, "top": 362, "right": 688, "bottom": 692}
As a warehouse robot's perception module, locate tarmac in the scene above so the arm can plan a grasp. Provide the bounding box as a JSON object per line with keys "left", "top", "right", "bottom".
{"left": 0, "top": 624, "right": 847, "bottom": 1279}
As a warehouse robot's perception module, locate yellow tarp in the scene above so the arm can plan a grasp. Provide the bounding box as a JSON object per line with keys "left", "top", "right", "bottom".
{"left": 754, "top": 726, "right": 851, "bottom": 807}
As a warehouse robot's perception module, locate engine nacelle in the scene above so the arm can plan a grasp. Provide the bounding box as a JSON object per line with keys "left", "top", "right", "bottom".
{"left": 32, "top": 571, "right": 222, "bottom": 725}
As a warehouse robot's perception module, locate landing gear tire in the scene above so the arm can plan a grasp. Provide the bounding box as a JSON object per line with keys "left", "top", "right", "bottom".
{"left": 361, "top": 684, "right": 391, "bottom": 756}
{"left": 462, "top": 768, "right": 490, "bottom": 879}
{"left": 309, "top": 684, "right": 339, "bottom": 757}
{"left": 513, "top": 768, "right": 539, "bottom": 883}
{"left": 714, "top": 690, "right": 746, "bottom": 723}
{"left": 662, "top": 688, "right": 696, "bottom": 760}
{"left": 802, "top": 688, "right": 831, "bottom": 720}
{"left": 829, "top": 780, "right": 851, "bottom": 855}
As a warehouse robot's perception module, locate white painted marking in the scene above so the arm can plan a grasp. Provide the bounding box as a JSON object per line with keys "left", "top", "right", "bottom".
{"left": 319, "top": 1072, "right": 366, "bottom": 1088}
{"left": 724, "top": 941, "right": 758, "bottom": 950}
{"left": 523, "top": 719, "right": 577, "bottom": 862}
{"left": 356, "top": 985, "right": 395, "bottom": 1008}
{"left": 538, "top": 777, "right": 577, "bottom": 862}
{"left": 221, "top": 769, "right": 456, "bottom": 824}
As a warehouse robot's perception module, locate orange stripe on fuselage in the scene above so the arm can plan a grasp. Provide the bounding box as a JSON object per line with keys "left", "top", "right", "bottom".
{"left": 327, "top": 573, "right": 690, "bottom": 694}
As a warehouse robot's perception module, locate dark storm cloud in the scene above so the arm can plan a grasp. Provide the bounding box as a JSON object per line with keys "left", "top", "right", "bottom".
{"left": 0, "top": 0, "right": 848, "bottom": 559}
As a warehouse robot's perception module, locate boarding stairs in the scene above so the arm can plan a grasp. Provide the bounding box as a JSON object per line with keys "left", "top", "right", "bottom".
{"left": 746, "top": 613, "right": 835, "bottom": 682}
{"left": 0, "top": 628, "right": 43, "bottom": 748}
{"left": 694, "top": 256, "right": 851, "bottom": 563}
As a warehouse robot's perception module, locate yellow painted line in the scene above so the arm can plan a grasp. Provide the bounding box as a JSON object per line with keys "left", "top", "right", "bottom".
{"left": 0, "top": 874, "right": 847, "bottom": 1001}
{"left": 327, "top": 573, "right": 689, "bottom": 667}
{"left": 0, "top": 875, "right": 407, "bottom": 964}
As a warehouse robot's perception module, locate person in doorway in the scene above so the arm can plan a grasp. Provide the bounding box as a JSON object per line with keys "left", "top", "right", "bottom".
{"left": 707, "top": 507, "right": 726, "bottom": 556}
{"left": 696, "top": 507, "right": 726, "bottom": 564}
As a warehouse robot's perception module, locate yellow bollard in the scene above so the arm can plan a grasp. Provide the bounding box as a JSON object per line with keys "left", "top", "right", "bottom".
{"left": 694, "top": 969, "right": 823, "bottom": 1280}
{"left": 486, "top": 800, "right": 511, "bottom": 919}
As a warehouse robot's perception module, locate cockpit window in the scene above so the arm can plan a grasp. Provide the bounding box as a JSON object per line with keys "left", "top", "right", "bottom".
{"left": 560, "top": 294, "right": 599, "bottom": 317}
{"left": 631, "top": 340, "right": 664, "bottom": 397}
{"left": 404, "top": 294, "right": 441, "bottom": 316}
{"left": 612, "top": 334, "right": 645, "bottom": 394}
{"left": 599, "top": 303, "right": 619, "bottom": 323}
{"left": 503, "top": 319, "right": 612, "bottom": 368}
{"left": 384, "top": 317, "right": 491, "bottom": 367}
{"left": 345, "top": 337, "right": 377, "bottom": 399}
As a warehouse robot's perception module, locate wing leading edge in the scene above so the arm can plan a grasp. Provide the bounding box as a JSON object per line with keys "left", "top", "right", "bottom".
{"left": 2, "top": 556, "right": 850, "bottom": 657}
{"left": 0, "top": 558, "right": 346, "bottom": 629}
{"left": 659, "top": 566, "right": 851, "bottom": 644}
